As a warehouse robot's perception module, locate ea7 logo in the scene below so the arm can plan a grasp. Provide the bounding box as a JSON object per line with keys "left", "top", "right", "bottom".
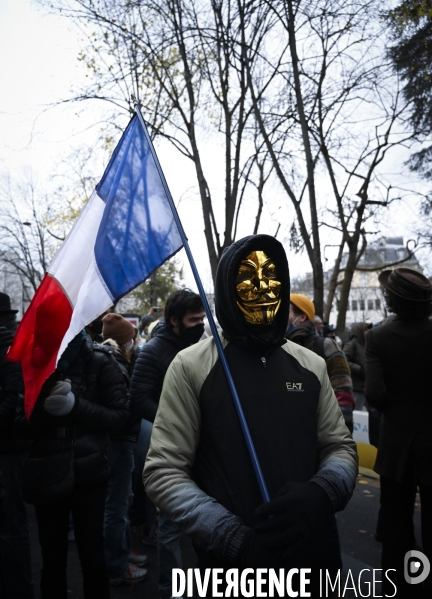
{"left": 286, "top": 382, "right": 304, "bottom": 391}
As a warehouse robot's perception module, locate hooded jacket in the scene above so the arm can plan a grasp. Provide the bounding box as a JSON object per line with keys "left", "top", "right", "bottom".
{"left": 144, "top": 234, "right": 357, "bottom": 564}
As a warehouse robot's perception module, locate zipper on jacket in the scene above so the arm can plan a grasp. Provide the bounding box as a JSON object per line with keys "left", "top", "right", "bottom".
{"left": 261, "top": 357, "right": 267, "bottom": 368}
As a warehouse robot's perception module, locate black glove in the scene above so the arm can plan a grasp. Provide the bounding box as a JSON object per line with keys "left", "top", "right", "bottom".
{"left": 254, "top": 481, "right": 333, "bottom": 552}
{"left": 236, "top": 528, "right": 285, "bottom": 569}
{"left": 0, "top": 326, "right": 13, "bottom": 349}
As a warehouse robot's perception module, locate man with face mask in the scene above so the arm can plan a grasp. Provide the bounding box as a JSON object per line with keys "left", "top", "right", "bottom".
{"left": 129, "top": 289, "right": 205, "bottom": 599}
{"left": 143, "top": 235, "right": 358, "bottom": 595}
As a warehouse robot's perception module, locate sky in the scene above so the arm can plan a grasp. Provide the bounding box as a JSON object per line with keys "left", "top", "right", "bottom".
{"left": 0, "top": 0, "right": 430, "bottom": 302}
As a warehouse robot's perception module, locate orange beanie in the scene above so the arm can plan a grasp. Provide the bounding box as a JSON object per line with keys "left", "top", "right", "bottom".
{"left": 290, "top": 294, "right": 315, "bottom": 321}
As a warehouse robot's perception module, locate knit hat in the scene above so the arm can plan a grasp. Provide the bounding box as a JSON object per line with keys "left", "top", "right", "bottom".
{"left": 290, "top": 294, "right": 315, "bottom": 321}
{"left": 102, "top": 313, "right": 134, "bottom": 345}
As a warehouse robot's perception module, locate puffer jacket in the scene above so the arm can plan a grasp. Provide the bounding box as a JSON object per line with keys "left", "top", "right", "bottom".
{"left": 30, "top": 335, "right": 129, "bottom": 485}
{"left": 99, "top": 339, "right": 140, "bottom": 442}
{"left": 129, "top": 320, "right": 190, "bottom": 423}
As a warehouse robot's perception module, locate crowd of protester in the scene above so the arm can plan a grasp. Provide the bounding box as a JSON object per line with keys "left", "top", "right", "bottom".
{"left": 0, "top": 241, "right": 430, "bottom": 598}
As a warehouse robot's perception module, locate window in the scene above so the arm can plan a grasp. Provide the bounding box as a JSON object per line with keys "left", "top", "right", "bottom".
{"left": 352, "top": 300, "right": 358, "bottom": 311}
{"left": 375, "top": 299, "right": 381, "bottom": 310}
{"left": 359, "top": 299, "right": 365, "bottom": 311}
{"left": 368, "top": 299, "right": 374, "bottom": 311}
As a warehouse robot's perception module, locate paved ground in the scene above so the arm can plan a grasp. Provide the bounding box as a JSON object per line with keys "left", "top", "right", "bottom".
{"left": 28, "top": 472, "right": 422, "bottom": 598}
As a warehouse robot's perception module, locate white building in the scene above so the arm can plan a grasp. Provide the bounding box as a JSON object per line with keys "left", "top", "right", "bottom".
{"left": 290, "top": 236, "right": 423, "bottom": 328}
{"left": 338, "top": 236, "right": 422, "bottom": 326}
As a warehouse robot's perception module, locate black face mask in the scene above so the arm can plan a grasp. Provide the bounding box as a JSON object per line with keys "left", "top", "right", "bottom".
{"left": 179, "top": 322, "right": 205, "bottom": 345}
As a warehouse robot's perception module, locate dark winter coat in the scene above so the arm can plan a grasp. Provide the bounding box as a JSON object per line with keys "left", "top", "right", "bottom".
{"left": 343, "top": 323, "right": 367, "bottom": 394}
{"left": 286, "top": 320, "right": 355, "bottom": 425}
{"left": 30, "top": 335, "right": 129, "bottom": 485}
{"left": 365, "top": 315, "right": 432, "bottom": 484}
{"left": 129, "top": 321, "right": 191, "bottom": 423}
{"left": 100, "top": 339, "right": 141, "bottom": 443}
{"left": 0, "top": 316, "right": 31, "bottom": 454}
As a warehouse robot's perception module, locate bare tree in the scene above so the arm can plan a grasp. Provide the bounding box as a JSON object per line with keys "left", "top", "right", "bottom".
{"left": 243, "top": 0, "right": 415, "bottom": 320}
{"left": 0, "top": 173, "right": 57, "bottom": 303}
{"left": 37, "top": 0, "right": 420, "bottom": 326}
{"left": 40, "top": 0, "right": 275, "bottom": 281}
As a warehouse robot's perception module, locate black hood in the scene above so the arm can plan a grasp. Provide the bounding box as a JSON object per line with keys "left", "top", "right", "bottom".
{"left": 215, "top": 234, "right": 290, "bottom": 352}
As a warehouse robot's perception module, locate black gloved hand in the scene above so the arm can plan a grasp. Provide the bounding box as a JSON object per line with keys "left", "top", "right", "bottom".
{"left": 236, "top": 528, "right": 285, "bottom": 569}
{"left": 254, "top": 481, "right": 333, "bottom": 552}
{"left": 0, "top": 326, "right": 13, "bottom": 349}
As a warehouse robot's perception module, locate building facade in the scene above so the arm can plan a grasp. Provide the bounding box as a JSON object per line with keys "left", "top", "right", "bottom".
{"left": 338, "top": 236, "right": 422, "bottom": 326}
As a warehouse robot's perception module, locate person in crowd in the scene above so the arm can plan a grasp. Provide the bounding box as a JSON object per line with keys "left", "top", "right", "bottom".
{"left": 129, "top": 289, "right": 206, "bottom": 599}
{"left": 85, "top": 311, "right": 111, "bottom": 343}
{"left": 144, "top": 235, "right": 357, "bottom": 595}
{"left": 29, "top": 317, "right": 129, "bottom": 599}
{"left": 0, "top": 293, "right": 34, "bottom": 599}
{"left": 342, "top": 322, "right": 372, "bottom": 412}
{"left": 101, "top": 313, "right": 148, "bottom": 586}
{"left": 323, "top": 323, "right": 343, "bottom": 349}
{"left": 286, "top": 294, "right": 356, "bottom": 432}
{"left": 129, "top": 317, "right": 157, "bottom": 545}
{"left": 137, "top": 315, "right": 156, "bottom": 349}
{"left": 313, "top": 314, "right": 324, "bottom": 335}
{"left": 365, "top": 267, "right": 432, "bottom": 598}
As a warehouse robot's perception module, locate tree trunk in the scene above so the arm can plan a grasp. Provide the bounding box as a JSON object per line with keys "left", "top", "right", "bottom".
{"left": 286, "top": 0, "right": 324, "bottom": 315}
{"left": 324, "top": 243, "right": 345, "bottom": 322}
{"left": 150, "top": 271, "right": 158, "bottom": 307}
{"left": 336, "top": 244, "right": 357, "bottom": 332}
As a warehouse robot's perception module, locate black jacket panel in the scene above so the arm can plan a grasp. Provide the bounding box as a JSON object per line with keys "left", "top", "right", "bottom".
{"left": 195, "top": 341, "right": 321, "bottom": 526}
{"left": 0, "top": 323, "right": 32, "bottom": 454}
{"left": 365, "top": 316, "right": 432, "bottom": 484}
{"left": 129, "top": 324, "right": 186, "bottom": 423}
{"left": 107, "top": 350, "right": 141, "bottom": 442}
{"left": 30, "top": 336, "right": 129, "bottom": 485}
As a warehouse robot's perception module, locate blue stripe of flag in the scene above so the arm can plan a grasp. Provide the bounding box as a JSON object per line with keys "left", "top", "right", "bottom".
{"left": 95, "top": 115, "right": 183, "bottom": 300}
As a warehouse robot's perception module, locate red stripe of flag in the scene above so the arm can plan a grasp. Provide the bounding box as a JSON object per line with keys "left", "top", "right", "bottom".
{"left": 7, "top": 274, "right": 73, "bottom": 418}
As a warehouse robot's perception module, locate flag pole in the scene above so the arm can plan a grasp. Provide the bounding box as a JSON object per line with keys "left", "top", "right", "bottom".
{"left": 135, "top": 105, "right": 270, "bottom": 503}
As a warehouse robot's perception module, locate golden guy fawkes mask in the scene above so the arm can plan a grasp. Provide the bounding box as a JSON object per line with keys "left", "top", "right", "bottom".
{"left": 235, "top": 251, "right": 282, "bottom": 325}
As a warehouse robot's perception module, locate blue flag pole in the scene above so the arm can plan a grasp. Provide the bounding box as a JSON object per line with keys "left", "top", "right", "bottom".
{"left": 135, "top": 105, "right": 270, "bottom": 503}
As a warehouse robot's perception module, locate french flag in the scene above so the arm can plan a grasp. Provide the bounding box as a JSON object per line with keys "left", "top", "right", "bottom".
{"left": 7, "top": 114, "right": 183, "bottom": 418}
